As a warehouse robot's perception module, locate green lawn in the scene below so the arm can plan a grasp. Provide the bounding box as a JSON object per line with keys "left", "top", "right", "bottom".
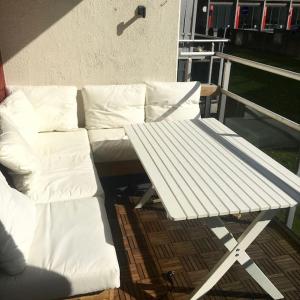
{"left": 224, "top": 46, "right": 300, "bottom": 237}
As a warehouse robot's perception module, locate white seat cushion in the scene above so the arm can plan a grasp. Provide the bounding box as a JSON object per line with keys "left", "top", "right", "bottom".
{"left": 0, "top": 113, "right": 40, "bottom": 175}
{"left": 88, "top": 128, "right": 137, "bottom": 163}
{"left": 0, "top": 172, "right": 36, "bottom": 276}
{"left": 7, "top": 86, "right": 78, "bottom": 132}
{"left": 145, "top": 81, "right": 201, "bottom": 122}
{"left": 0, "top": 90, "right": 38, "bottom": 144}
{"left": 0, "top": 197, "right": 120, "bottom": 300}
{"left": 83, "top": 84, "right": 146, "bottom": 129}
{"left": 17, "top": 129, "right": 103, "bottom": 203}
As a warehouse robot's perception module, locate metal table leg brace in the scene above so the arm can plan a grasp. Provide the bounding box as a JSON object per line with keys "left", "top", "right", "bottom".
{"left": 190, "top": 209, "right": 283, "bottom": 300}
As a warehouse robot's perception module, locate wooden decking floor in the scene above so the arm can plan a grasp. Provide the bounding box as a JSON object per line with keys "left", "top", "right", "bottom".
{"left": 74, "top": 175, "right": 300, "bottom": 300}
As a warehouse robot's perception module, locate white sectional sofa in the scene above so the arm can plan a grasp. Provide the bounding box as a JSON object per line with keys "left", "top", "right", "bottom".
{"left": 0, "top": 86, "right": 120, "bottom": 300}
{"left": 0, "top": 81, "right": 202, "bottom": 300}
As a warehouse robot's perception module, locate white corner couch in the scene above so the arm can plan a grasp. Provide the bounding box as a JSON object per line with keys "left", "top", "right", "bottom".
{"left": 0, "top": 86, "right": 120, "bottom": 300}
{"left": 0, "top": 81, "right": 202, "bottom": 300}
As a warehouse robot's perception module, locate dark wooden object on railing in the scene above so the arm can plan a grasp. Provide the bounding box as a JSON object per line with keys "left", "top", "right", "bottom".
{"left": 201, "top": 84, "right": 220, "bottom": 97}
{"left": 0, "top": 51, "right": 6, "bottom": 102}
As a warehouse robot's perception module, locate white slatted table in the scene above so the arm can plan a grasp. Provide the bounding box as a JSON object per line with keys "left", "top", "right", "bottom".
{"left": 125, "top": 118, "right": 299, "bottom": 300}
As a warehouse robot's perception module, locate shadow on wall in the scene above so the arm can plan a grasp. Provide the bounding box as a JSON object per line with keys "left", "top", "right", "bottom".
{"left": 0, "top": 52, "right": 6, "bottom": 101}
{"left": 117, "top": 7, "right": 143, "bottom": 36}
{"left": 0, "top": 0, "right": 83, "bottom": 63}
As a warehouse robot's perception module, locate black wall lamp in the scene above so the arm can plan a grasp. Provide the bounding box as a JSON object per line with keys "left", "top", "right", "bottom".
{"left": 137, "top": 6, "right": 146, "bottom": 18}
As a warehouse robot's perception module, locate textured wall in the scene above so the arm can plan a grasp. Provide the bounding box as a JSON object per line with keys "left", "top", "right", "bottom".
{"left": 0, "top": 52, "right": 6, "bottom": 102}
{"left": 0, "top": 0, "right": 180, "bottom": 86}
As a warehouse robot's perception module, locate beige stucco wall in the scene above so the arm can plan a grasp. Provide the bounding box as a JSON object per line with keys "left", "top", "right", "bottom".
{"left": 0, "top": 0, "right": 180, "bottom": 86}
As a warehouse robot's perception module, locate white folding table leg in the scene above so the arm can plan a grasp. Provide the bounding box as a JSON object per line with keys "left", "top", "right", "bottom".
{"left": 135, "top": 185, "right": 155, "bottom": 209}
{"left": 206, "top": 214, "right": 283, "bottom": 300}
{"left": 190, "top": 210, "right": 283, "bottom": 300}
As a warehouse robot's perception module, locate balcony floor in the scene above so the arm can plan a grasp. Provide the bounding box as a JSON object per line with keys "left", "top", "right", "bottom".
{"left": 74, "top": 174, "right": 300, "bottom": 300}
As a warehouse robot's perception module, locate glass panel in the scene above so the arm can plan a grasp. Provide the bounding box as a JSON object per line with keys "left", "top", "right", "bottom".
{"left": 224, "top": 98, "right": 300, "bottom": 237}
{"left": 228, "top": 63, "right": 300, "bottom": 124}
{"left": 239, "top": 5, "right": 262, "bottom": 29}
{"left": 265, "top": 6, "right": 288, "bottom": 29}
{"left": 291, "top": 7, "right": 300, "bottom": 27}
{"left": 212, "top": 5, "right": 233, "bottom": 29}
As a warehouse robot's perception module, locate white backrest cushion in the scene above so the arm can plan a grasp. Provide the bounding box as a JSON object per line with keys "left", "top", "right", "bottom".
{"left": 145, "top": 81, "right": 201, "bottom": 122}
{"left": 0, "top": 90, "right": 38, "bottom": 145}
{"left": 0, "top": 113, "right": 40, "bottom": 174}
{"left": 7, "top": 86, "right": 78, "bottom": 132}
{"left": 0, "top": 171, "right": 36, "bottom": 275}
{"left": 83, "top": 84, "right": 146, "bottom": 129}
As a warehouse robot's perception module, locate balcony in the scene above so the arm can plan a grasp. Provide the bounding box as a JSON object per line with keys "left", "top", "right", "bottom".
{"left": 74, "top": 52, "right": 300, "bottom": 300}
{"left": 0, "top": 5, "right": 299, "bottom": 298}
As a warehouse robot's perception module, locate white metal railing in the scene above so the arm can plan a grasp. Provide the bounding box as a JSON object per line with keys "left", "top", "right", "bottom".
{"left": 220, "top": 89, "right": 300, "bottom": 132}
{"left": 178, "top": 47, "right": 299, "bottom": 234}
{"left": 215, "top": 53, "right": 300, "bottom": 131}
{"left": 216, "top": 52, "right": 300, "bottom": 82}
{"left": 179, "top": 38, "right": 230, "bottom": 43}
{"left": 215, "top": 52, "right": 300, "bottom": 232}
{"left": 179, "top": 51, "right": 215, "bottom": 58}
{"left": 178, "top": 35, "right": 230, "bottom": 83}
{"left": 177, "top": 42, "right": 300, "bottom": 233}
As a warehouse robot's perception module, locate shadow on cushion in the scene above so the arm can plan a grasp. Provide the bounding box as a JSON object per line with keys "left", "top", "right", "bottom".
{"left": 0, "top": 265, "right": 71, "bottom": 300}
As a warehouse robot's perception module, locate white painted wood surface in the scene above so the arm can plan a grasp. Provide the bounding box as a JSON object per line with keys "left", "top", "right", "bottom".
{"left": 125, "top": 119, "right": 299, "bottom": 221}
{"left": 190, "top": 209, "right": 283, "bottom": 300}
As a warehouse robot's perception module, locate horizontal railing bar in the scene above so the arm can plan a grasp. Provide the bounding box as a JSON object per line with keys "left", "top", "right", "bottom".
{"left": 194, "top": 33, "right": 230, "bottom": 39}
{"left": 179, "top": 56, "right": 223, "bottom": 61}
{"left": 221, "top": 89, "right": 300, "bottom": 132}
{"left": 216, "top": 52, "right": 300, "bottom": 81}
{"left": 179, "top": 51, "right": 215, "bottom": 58}
{"left": 182, "top": 33, "right": 228, "bottom": 38}
{"left": 179, "top": 39, "right": 230, "bottom": 43}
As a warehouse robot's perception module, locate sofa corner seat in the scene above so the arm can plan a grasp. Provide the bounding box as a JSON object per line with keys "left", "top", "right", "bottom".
{"left": 0, "top": 196, "right": 120, "bottom": 300}
{"left": 0, "top": 125, "right": 120, "bottom": 299}
{"left": 88, "top": 128, "right": 137, "bottom": 163}
{"left": 26, "top": 128, "right": 104, "bottom": 203}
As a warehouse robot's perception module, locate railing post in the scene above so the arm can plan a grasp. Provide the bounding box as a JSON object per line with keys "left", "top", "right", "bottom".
{"left": 204, "top": 42, "right": 216, "bottom": 117}
{"left": 218, "top": 60, "right": 231, "bottom": 123}
{"left": 184, "top": 58, "right": 192, "bottom": 82}
{"left": 218, "top": 58, "right": 224, "bottom": 86}
{"left": 286, "top": 207, "right": 296, "bottom": 229}
{"left": 208, "top": 43, "right": 215, "bottom": 84}
{"left": 286, "top": 158, "right": 300, "bottom": 229}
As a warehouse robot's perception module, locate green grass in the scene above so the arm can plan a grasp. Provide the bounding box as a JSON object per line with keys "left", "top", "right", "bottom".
{"left": 263, "top": 149, "right": 299, "bottom": 174}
